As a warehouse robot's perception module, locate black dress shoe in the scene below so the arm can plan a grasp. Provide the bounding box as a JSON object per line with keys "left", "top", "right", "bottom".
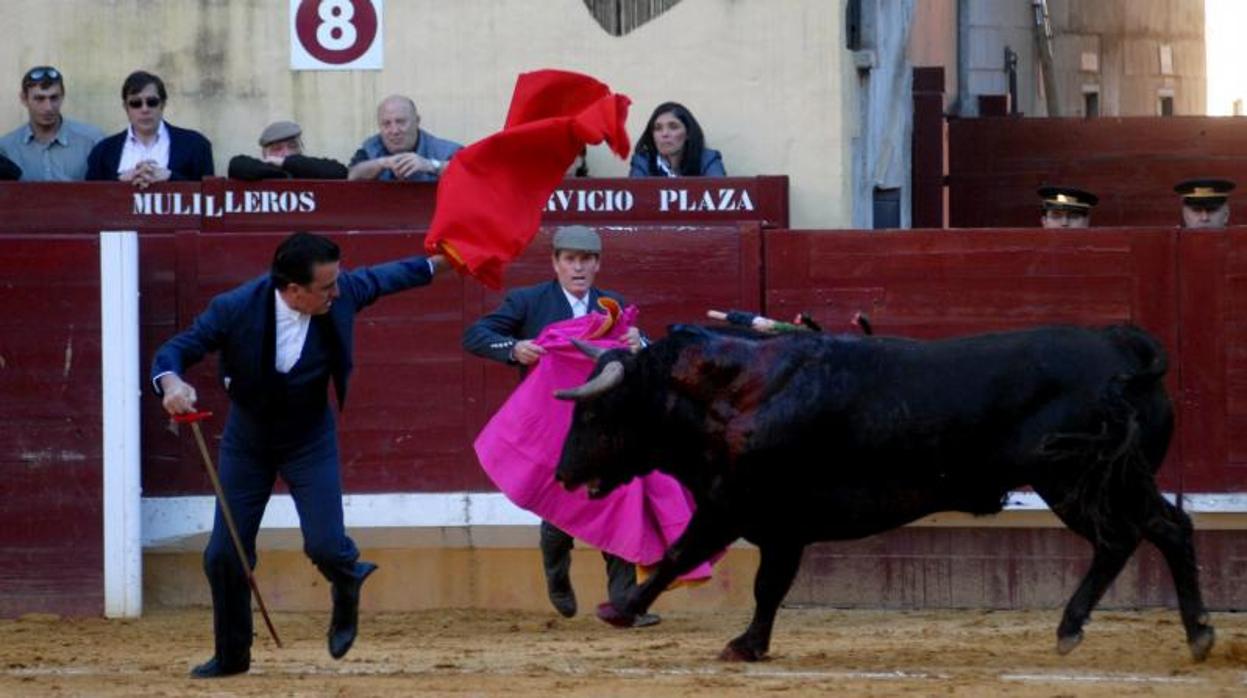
{"left": 548, "top": 588, "right": 577, "bottom": 618}
{"left": 595, "top": 601, "right": 661, "bottom": 629}
{"left": 189, "top": 654, "right": 250, "bottom": 678}
{"left": 546, "top": 567, "right": 577, "bottom": 618}
{"left": 328, "top": 561, "right": 378, "bottom": 660}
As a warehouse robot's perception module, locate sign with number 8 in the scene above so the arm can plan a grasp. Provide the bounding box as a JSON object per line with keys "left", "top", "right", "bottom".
{"left": 291, "top": 0, "right": 383, "bottom": 70}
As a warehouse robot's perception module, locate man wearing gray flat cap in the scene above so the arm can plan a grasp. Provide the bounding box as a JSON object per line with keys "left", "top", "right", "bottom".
{"left": 462, "top": 225, "right": 660, "bottom": 629}
{"left": 228, "top": 119, "right": 348, "bottom": 181}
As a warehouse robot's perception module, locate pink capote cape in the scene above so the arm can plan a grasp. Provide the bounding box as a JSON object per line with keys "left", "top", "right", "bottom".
{"left": 473, "top": 306, "right": 712, "bottom": 582}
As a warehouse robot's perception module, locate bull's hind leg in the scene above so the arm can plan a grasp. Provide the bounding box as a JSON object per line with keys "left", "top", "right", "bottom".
{"left": 1141, "top": 494, "right": 1214, "bottom": 661}
{"left": 720, "top": 542, "right": 804, "bottom": 662}
{"left": 1053, "top": 537, "right": 1139, "bottom": 655}
{"left": 1034, "top": 483, "right": 1143, "bottom": 656}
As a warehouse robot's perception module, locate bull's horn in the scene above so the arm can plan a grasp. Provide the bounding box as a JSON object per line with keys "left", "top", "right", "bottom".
{"left": 555, "top": 361, "right": 625, "bottom": 401}
{"left": 570, "top": 338, "right": 608, "bottom": 360}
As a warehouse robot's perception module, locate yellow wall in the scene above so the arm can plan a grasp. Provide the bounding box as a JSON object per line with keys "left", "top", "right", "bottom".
{"left": 2, "top": 0, "right": 850, "bottom": 227}
{"left": 144, "top": 547, "right": 761, "bottom": 613}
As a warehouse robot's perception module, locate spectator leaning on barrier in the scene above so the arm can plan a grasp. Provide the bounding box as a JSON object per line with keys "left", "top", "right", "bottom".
{"left": 0, "top": 65, "right": 104, "bottom": 181}
{"left": 1176, "top": 178, "right": 1234, "bottom": 229}
{"left": 228, "top": 120, "right": 348, "bottom": 181}
{"left": 1038, "top": 185, "right": 1097, "bottom": 229}
{"left": 347, "top": 95, "right": 461, "bottom": 182}
{"left": 629, "top": 101, "right": 725, "bottom": 178}
{"left": 86, "top": 70, "right": 214, "bottom": 186}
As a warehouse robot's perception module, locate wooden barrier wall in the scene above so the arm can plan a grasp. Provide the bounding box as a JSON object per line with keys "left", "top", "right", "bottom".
{"left": 141, "top": 224, "right": 762, "bottom": 496}
{"left": 0, "top": 236, "right": 104, "bottom": 616}
{"left": 946, "top": 117, "right": 1247, "bottom": 228}
{"left": 7, "top": 177, "right": 1247, "bottom": 615}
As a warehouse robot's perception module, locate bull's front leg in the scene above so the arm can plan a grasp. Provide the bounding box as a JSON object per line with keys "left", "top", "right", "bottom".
{"left": 622, "top": 506, "right": 740, "bottom": 618}
{"left": 721, "top": 542, "right": 804, "bottom": 662}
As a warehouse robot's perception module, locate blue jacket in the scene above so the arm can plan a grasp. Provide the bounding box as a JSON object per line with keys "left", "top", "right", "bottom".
{"left": 86, "top": 122, "right": 214, "bottom": 181}
{"left": 628, "top": 147, "right": 725, "bottom": 177}
{"left": 462, "top": 280, "right": 624, "bottom": 365}
{"left": 151, "top": 256, "right": 435, "bottom": 410}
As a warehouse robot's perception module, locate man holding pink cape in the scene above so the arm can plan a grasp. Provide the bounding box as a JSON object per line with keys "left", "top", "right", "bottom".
{"left": 466, "top": 226, "right": 711, "bottom": 628}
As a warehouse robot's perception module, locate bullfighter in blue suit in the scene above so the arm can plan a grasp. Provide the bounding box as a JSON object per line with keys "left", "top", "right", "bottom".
{"left": 152, "top": 232, "right": 447, "bottom": 678}
{"left": 462, "top": 225, "right": 658, "bottom": 629}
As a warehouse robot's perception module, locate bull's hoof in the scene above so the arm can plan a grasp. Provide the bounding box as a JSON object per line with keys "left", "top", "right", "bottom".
{"left": 1188, "top": 626, "right": 1215, "bottom": 662}
{"left": 1056, "top": 631, "right": 1083, "bottom": 656}
{"left": 718, "top": 641, "right": 766, "bottom": 662}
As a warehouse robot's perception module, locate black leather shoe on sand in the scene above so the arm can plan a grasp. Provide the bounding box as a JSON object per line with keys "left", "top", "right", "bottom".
{"left": 328, "top": 561, "right": 378, "bottom": 659}
{"left": 595, "top": 601, "right": 661, "bottom": 629}
{"left": 189, "top": 653, "right": 250, "bottom": 678}
{"left": 547, "top": 571, "right": 578, "bottom": 618}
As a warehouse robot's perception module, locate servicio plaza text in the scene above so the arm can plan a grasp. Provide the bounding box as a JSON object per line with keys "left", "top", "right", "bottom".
{"left": 130, "top": 186, "right": 759, "bottom": 217}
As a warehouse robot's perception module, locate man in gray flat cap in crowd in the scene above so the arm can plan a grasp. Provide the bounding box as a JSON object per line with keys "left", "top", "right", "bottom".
{"left": 228, "top": 120, "right": 348, "bottom": 181}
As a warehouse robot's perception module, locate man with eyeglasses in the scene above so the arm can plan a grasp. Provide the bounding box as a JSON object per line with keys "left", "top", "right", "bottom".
{"left": 0, "top": 66, "right": 104, "bottom": 181}
{"left": 348, "top": 95, "right": 461, "bottom": 181}
{"left": 152, "top": 231, "right": 449, "bottom": 677}
{"left": 86, "top": 70, "right": 214, "bottom": 186}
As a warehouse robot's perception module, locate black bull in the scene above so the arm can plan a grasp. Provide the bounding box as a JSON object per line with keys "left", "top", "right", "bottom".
{"left": 554, "top": 324, "right": 1213, "bottom": 662}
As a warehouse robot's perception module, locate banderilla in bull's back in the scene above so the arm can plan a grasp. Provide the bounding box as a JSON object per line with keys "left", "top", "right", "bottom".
{"left": 708, "top": 309, "right": 869, "bottom": 335}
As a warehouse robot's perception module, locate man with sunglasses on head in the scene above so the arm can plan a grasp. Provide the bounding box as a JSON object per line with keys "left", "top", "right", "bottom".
{"left": 0, "top": 66, "right": 104, "bottom": 181}
{"left": 86, "top": 70, "right": 214, "bottom": 186}
{"left": 152, "top": 231, "right": 449, "bottom": 677}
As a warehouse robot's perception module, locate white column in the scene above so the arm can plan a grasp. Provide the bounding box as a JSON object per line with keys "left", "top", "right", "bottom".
{"left": 100, "top": 231, "right": 142, "bottom": 617}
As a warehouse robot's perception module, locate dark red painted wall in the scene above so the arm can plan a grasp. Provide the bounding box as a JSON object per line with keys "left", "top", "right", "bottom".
{"left": 0, "top": 236, "right": 104, "bottom": 617}
{"left": 8, "top": 180, "right": 1247, "bottom": 616}
{"left": 947, "top": 117, "right": 1247, "bottom": 228}
{"left": 139, "top": 224, "right": 762, "bottom": 495}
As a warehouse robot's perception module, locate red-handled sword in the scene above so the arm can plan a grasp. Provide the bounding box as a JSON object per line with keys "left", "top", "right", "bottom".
{"left": 173, "top": 410, "right": 283, "bottom": 648}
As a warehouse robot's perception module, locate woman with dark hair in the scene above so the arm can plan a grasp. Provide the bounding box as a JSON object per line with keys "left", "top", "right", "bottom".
{"left": 86, "top": 70, "right": 214, "bottom": 185}
{"left": 629, "top": 101, "right": 725, "bottom": 177}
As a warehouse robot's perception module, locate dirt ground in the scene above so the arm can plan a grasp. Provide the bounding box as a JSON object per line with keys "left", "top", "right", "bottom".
{"left": 1, "top": 606, "right": 1245, "bottom": 697}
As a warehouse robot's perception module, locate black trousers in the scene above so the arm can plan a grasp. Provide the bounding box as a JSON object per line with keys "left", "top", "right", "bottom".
{"left": 539, "top": 519, "right": 636, "bottom": 608}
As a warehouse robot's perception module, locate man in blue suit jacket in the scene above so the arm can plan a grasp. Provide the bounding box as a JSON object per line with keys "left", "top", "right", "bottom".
{"left": 152, "top": 232, "right": 446, "bottom": 678}
{"left": 85, "top": 70, "right": 214, "bottom": 183}
{"left": 462, "top": 225, "right": 658, "bottom": 629}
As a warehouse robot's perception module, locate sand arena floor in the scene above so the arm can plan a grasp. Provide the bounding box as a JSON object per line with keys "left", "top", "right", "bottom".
{"left": 1, "top": 606, "right": 1246, "bottom": 696}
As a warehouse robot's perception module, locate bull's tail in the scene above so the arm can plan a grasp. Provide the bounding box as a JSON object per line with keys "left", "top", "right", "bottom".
{"left": 1105, "top": 324, "right": 1168, "bottom": 392}
{"left": 1039, "top": 325, "right": 1171, "bottom": 549}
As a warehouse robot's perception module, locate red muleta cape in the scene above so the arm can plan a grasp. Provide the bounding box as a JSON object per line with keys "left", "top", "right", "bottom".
{"left": 424, "top": 70, "right": 631, "bottom": 289}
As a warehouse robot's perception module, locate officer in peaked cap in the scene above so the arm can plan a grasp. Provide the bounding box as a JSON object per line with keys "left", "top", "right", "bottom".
{"left": 1038, "top": 185, "right": 1098, "bottom": 229}
{"left": 1175, "top": 178, "right": 1234, "bottom": 229}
